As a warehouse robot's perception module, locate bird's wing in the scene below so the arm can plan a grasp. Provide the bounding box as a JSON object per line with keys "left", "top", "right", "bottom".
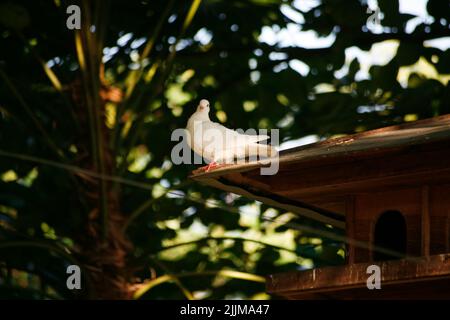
{"left": 203, "top": 121, "right": 270, "bottom": 145}
{"left": 215, "top": 143, "right": 278, "bottom": 163}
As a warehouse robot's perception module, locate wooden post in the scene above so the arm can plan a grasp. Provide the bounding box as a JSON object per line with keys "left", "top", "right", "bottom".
{"left": 421, "top": 185, "right": 430, "bottom": 257}
{"left": 346, "top": 195, "right": 356, "bottom": 264}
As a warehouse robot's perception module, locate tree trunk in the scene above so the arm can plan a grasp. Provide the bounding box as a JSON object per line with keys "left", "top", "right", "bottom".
{"left": 70, "top": 79, "right": 132, "bottom": 299}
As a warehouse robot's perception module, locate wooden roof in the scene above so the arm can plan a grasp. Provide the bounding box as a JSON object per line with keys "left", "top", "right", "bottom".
{"left": 190, "top": 115, "right": 450, "bottom": 228}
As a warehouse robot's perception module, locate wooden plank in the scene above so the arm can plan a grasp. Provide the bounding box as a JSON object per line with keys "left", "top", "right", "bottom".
{"left": 421, "top": 185, "right": 430, "bottom": 257}
{"left": 345, "top": 195, "right": 356, "bottom": 264}
{"left": 283, "top": 278, "right": 450, "bottom": 299}
{"left": 266, "top": 253, "right": 450, "bottom": 299}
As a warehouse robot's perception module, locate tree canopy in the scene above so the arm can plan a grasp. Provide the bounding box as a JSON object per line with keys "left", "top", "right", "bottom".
{"left": 0, "top": 0, "right": 448, "bottom": 299}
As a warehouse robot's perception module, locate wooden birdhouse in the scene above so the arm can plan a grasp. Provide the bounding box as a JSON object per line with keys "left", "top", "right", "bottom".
{"left": 190, "top": 114, "right": 450, "bottom": 299}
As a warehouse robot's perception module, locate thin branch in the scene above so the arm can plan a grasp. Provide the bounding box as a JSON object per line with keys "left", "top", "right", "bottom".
{"left": 131, "top": 235, "right": 335, "bottom": 269}
{"left": 0, "top": 68, "right": 65, "bottom": 160}
{"left": 0, "top": 149, "right": 153, "bottom": 191}
{"left": 156, "top": 236, "right": 297, "bottom": 254}
{"left": 12, "top": 29, "right": 75, "bottom": 123}
{"left": 150, "top": 257, "right": 195, "bottom": 300}
{"left": 133, "top": 269, "right": 265, "bottom": 299}
{"left": 122, "top": 179, "right": 193, "bottom": 232}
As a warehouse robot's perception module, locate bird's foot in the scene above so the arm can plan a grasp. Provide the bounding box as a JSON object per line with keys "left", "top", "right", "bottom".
{"left": 200, "top": 161, "right": 218, "bottom": 172}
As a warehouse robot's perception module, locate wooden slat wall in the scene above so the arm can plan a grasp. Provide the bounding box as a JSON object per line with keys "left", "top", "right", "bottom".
{"left": 354, "top": 188, "right": 422, "bottom": 263}
{"left": 430, "top": 184, "right": 450, "bottom": 255}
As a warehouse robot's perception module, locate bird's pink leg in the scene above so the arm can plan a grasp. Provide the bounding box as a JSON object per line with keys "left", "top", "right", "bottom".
{"left": 199, "top": 161, "right": 218, "bottom": 172}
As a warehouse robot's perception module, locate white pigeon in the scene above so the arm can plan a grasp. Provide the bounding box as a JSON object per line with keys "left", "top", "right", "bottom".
{"left": 186, "top": 99, "right": 277, "bottom": 171}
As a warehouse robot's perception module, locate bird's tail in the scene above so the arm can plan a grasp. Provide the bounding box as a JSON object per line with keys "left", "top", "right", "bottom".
{"left": 245, "top": 134, "right": 270, "bottom": 143}
{"left": 246, "top": 143, "right": 278, "bottom": 160}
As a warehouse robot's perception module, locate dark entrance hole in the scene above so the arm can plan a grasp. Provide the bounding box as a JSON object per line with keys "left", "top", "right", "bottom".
{"left": 373, "top": 210, "right": 407, "bottom": 261}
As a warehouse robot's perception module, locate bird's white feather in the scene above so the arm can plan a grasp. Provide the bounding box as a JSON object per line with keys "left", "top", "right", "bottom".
{"left": 186, "top": 100, "right": 277, "bottom": 164}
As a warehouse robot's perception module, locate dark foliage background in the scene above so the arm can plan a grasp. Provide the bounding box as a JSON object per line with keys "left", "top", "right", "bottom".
{"left": 0, "top": 0, "right": 448, "bottom": 299}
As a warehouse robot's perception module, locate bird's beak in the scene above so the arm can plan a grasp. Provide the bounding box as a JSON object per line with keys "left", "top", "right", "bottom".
{"left": 199, "top": 106, "right": 205, "bottom": 110}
